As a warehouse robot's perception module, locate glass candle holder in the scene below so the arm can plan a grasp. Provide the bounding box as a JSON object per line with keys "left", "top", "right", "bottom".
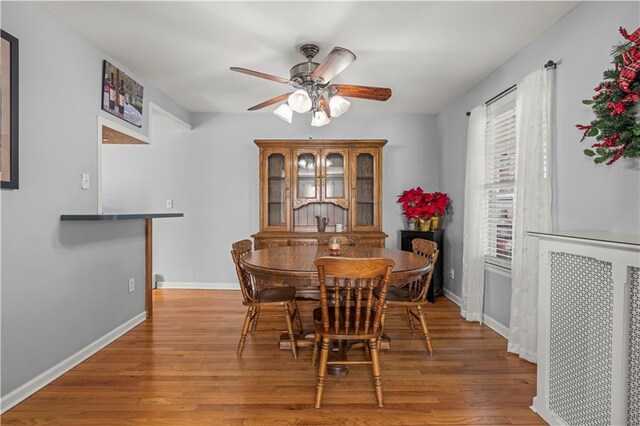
{"left": 328, "top": 236, "right": 342, "bottom": 256}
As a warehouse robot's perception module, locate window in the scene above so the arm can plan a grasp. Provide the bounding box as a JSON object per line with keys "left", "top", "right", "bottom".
{"left": 485, "top": 88, "right": 517, "bottom": 269}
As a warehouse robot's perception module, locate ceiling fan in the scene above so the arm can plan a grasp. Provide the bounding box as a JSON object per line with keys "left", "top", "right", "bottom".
{"left": 230, "top": 43, "right": 392, "bottom": 126}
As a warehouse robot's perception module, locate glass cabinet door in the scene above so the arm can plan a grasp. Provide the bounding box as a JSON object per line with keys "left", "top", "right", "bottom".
{"left": 262, "top": 149, "right": 290, "bottom": 231}
{"left": 321, "top": 149, "right": 349, "bottom": 209}
{"left": 293, "top": 149, "right": 320, "bottom": 208}
{"left": 351, "top": 150, "right": 378, "bottom": 231}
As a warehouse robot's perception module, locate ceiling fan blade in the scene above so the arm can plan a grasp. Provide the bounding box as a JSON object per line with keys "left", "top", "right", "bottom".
{"left": 230, "top": 67, "right": 292, "bottom": 85}
{"left": 319, "top": 96, "right": 331, "bottom": 117}
{"left": 247, "top": 93, "right": 292, "bottom": 111}
{"left": 311, "top": 47, "right": 356, "bottom": 83}
{"left": 330, "top": 84, "right": 392, "bottom": 101}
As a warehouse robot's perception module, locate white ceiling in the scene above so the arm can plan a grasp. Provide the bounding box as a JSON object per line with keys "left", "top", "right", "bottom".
{"left": 41, "top": 1, "right": 578, "bottom": 114}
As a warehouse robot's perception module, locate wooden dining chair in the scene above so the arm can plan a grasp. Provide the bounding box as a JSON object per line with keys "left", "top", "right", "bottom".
{"left": 376, "top": 238, "right": 439, "bottom": 355}
{"left": 316, "top": 234, "right": 362, "bottom": 246}
{"left": 311, "top": 257, "right": 394, "bottom": 408}
{"left": 231, "top": 239, "right": 303, "bottom": 359}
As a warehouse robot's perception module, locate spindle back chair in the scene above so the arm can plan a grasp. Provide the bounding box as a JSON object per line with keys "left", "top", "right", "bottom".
{"left": 231, "top": 239, "right": 302, "bottom": 359}
{"left": 377, "top": 238, "right": 439, "bottom": 355}
{"left": 311, "top": 257, "right": 394, "bottom": 408}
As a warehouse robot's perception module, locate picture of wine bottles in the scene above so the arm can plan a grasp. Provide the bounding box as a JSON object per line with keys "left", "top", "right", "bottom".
{"left": 101, "top": 60, "right": 144, "bottom": 127}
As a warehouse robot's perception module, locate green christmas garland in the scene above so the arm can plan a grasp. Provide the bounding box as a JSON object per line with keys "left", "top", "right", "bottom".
{"left": 577, "top": 27, "right": 640, "bottom": 165}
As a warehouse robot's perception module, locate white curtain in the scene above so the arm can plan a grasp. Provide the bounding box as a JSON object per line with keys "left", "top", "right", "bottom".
{"left": 507, "top": 68, "right": 554, "bottom": 363}
{"left": 461, "top": 105, "right": 487, "bottom": 323}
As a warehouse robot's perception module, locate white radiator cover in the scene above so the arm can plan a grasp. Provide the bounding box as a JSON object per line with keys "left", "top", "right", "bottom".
{"left": 529, "top": 232, "right": 640, "bottom": 426}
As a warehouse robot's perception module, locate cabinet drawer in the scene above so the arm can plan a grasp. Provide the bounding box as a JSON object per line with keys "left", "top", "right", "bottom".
{"left": 256, "top": 239, "right": 289, "bottom": 249}
{"left": 290, "top": 239, "right": 318, "bottom": 246}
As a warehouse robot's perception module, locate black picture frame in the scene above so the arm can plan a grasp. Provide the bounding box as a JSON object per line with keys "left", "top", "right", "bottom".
{"left": 1, "top": 30, "right": 19, "bottom": 189}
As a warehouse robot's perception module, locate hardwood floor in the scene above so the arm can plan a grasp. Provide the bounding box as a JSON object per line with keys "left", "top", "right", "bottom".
{"left": 2, "top": 290, "right": 543, "bottom": 425}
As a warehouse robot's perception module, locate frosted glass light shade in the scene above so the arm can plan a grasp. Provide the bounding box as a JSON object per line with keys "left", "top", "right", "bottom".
{"left": 311, "top": 110, "right": 330, "bottom": 127}
{"left": 288, "top": 89, "right": 312, "bottom": 113}
{"left": 273, "top": 104, "right": 293, "bottom": 123}
{"left": 329, "top": 95, "right": 351, "bottom": 117}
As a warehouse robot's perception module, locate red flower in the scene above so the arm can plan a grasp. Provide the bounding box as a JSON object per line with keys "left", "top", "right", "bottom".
{"left": 593, "top": 134, "right": 621, "bottom": 149}
{"left": 603, "top": 134, "right": 621, "bottom": 147}
{"left": 398, "top": 188, "right": 450, "bottom": 220}
{"left": 606, "top": 101, "right": 627, "bottom": 116}
{"left": 434, "top": 194, "right": 449, "bottom": 214}
{"left": 606, "top": 144, "right": 627, "bottom": 165}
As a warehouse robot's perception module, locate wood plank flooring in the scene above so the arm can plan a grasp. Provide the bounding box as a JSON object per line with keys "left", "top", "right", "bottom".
{"left": 2, "top": 290, "right": 544, "bottom": 425}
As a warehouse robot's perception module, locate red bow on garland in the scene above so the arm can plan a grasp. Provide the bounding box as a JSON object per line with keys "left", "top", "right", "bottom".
{"left": 619, "top": 27, "right": 640, "bottom": 93}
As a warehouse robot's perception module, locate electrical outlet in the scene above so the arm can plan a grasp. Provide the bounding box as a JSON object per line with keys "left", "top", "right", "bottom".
{"left": 166, "top": 199, "right": 174, "bottom": 209}
{"left": 449, "top": 268, "right": 455, "bottom": 280}
{"left": 128, "top": 278, "right": 135, "bottom": 293}
{"left": 81, "top": 173, "right": 90, "bottom": 190}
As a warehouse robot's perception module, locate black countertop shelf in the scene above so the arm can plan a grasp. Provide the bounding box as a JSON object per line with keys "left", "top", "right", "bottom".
{"left": 60, "top": 213, "right": 184, "bottom": 221}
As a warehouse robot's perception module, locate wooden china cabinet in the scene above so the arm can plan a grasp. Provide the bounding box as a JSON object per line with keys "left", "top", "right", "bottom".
{"left": 253, "top": 140, "right": 387, "bottom": 248}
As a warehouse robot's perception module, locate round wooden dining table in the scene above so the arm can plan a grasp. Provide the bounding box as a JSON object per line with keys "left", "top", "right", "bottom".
{"left": 240, "top": 244, "right": 431, "bottom": 373}
{"left": 240, "top": 244, "right": 431, "bottom": 299}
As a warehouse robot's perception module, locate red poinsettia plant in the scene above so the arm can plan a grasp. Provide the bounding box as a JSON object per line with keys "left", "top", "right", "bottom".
{"left": 397, "top": 187, "right": 450, "bottom": 221}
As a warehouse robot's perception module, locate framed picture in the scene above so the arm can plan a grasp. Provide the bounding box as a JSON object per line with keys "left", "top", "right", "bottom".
{"left": 1, "top": 30, "right": 19, "bottom": 189}
{"left": 101, "top": 60, "right": 144, "bottom": 127}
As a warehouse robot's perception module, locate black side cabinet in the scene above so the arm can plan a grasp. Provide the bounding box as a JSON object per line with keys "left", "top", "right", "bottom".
{"left": 400, "top": 230, "right": 444, "bottom": 303}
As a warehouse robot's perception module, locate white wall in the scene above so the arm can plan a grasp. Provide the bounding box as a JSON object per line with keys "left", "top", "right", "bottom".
{"left": 436, "top": 1, "right": 640, "bottom": 327}
{"left": 140, "top": 113, "right": 437, "bottom": 285}
{"left": 0, "top": 2, "right": 190, "bottom": 398}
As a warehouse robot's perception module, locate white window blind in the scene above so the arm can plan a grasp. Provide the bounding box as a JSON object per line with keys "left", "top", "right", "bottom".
{"left": 485, "top": 89, "right": 517, "bottom": 269}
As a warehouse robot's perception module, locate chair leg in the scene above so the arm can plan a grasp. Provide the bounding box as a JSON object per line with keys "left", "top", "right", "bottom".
{"left": 378, "top": 303, "right": 388, "bottom": 346}
{"left": 293, "top": 300, "right": 304, "bottom": 333}
{"left": 314, "top": 337, "right": 330, "bottom": 408}
{"left": 369, "top": 338, "right": 384, "bottom": 408}
{"left": 250, "top": 306, "right": 261, "bottom": 332}
{"left": 406, "top": 306, "right": 416, "bottom": 331}
{"left": 416, "top": 305, "right": 434, "bottom": 356}
{"left": 311, "top": 331, "right": 321, "bottom": 366}
{"left": 237, "top": 306, "right": 254, "bottom": 357}
{"left": 283, "top": 304, "right": 298, "bottom": 359}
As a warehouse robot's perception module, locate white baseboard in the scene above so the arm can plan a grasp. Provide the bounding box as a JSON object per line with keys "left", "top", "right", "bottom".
{"left": 443, "top": 288, "right": 462, "bottom": 306}
{"left": 0, "top": 312, "right": 146, "bottom": 414}
{"left": 443, "top": 289, "right": 509, "bottom": 339}
{"left": 482, "top": 313, "right": 510, "bottom": 339}
{"left": 157, "top": 282, "right": 240, "bottom": 290}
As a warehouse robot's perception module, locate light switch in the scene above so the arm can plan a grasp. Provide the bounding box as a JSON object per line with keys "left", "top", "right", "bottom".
{"left": 166, "top": 199, "right": 174, "bottom": 209}
{"left": 81, "top": 173, "right": 90, "bottom": 190}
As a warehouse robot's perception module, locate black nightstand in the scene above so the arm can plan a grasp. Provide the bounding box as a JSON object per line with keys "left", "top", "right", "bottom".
{"left": 400, "top": 230, "right": 444, "bottom": 303}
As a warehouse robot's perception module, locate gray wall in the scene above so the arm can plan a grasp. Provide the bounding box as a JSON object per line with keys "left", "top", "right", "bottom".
{"left": 149, "top": 113, "right": 438, "bottom": 284}
{"left": 102, "top": 115, "right": 194, "bottom": 280}
{"left": 0, "top": 2, "right": 190, "bottom": 397}
{"left": 101, "top": 116, "right": 192, "bottom": 215}
{"left": 437, "top": 1, "right": 640, "bottom": 327}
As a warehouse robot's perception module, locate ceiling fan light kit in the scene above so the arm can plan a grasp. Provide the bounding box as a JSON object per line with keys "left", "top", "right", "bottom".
{"left": 311, "top": 109, "right": 331, "bottom": 127}
{"left": 329, "top": 95, "right": 350, "bottom": 117}
{"left": 273, "top": 104, "right": 293, "bottom": 123}
{"left": 288, "top": 89, "right": 313, "bottom": 114}
{"left": 231, "top": 43, "right": 392, "bottom": 127}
